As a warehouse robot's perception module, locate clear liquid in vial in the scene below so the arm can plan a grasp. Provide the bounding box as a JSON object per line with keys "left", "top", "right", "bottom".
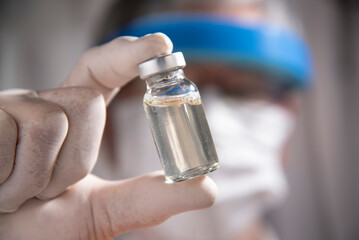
{"left": 144, "top": 95, "right": 220, "bottom": 183}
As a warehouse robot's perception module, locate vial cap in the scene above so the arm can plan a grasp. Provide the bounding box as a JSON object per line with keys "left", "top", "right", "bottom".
{"left": 138, "top": 52, "right": 186, "bottom": 79}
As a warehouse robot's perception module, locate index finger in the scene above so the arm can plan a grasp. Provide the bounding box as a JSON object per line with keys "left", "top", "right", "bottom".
{"left": 61, "top": 33, "right": 173, "bottom": 105}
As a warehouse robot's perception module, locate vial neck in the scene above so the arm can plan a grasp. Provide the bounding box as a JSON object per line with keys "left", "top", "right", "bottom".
{"left": 144, "top": 69, "right": 185, "bottom": 85}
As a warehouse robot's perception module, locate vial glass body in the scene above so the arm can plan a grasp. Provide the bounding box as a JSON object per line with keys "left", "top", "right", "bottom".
{"left": 143, "top": 69, "right": 220, "bottom": 183}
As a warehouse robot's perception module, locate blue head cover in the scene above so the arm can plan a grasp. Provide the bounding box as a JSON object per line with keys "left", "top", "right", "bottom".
{"left": 113, "top": 12, "right": 312, "bottom": 87}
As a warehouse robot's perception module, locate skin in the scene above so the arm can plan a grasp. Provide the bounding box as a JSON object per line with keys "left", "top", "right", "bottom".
{"left": 0, "top": 33, "right": 218, "bottom": 239}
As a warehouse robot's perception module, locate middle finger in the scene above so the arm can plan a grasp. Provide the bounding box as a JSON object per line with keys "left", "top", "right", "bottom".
{"left": 0, "top": 94, "right": 68, "bottom": 212}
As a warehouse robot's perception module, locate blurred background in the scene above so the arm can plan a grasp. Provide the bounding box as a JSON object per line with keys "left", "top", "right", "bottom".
{"left": 268, "top": 1, "right": 359, "bottom": 240}
{"left": 1, "top": 0, "right": 359, "bottom": 239}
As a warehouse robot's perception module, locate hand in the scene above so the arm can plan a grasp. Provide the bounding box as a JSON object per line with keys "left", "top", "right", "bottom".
{"left": 0, "top": 33, "right": 218, "bottom": 239}
{"left": 1, "top": 173, "right": 216, "bottom": 239}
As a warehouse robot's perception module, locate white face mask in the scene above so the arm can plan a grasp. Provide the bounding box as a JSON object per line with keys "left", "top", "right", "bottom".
{"left": 203, "top": 88, "right": 295, "bottom": 205}
{"left": 96, "top": 88, "right": 295, "bottom": 240}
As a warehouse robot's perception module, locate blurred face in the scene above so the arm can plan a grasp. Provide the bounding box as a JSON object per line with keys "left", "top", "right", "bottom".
{"left": 186, "top": 63, "right": 300, "bottom": 164}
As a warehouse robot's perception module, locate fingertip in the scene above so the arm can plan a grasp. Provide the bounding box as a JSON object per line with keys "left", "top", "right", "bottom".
{"left": 173, "top": 175, "right": 218, "bottom": 209}
{"left": 138, "top": 172, "right": 218, "bottom": 209}
{"left": 132, "top": 172, "right": 218, "bottom": 214}
{"left": 138, "top": 32, "right": 173, "bottom": 56}
{"left": 194, "top": 176, "right": 218, "bottom": 208}
{"left": 152, "top": 32, "right": 173, "bottom": 55}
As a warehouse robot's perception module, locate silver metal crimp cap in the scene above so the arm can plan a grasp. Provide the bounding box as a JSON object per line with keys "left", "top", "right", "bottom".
{"left": 138, "top": 52, "right": 186, "bottom": 79}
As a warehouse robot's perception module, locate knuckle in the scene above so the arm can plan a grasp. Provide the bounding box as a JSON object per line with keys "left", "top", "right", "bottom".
{"left": 63, "top": 148, "right": 95, "bottom": 181}
{"left": 108, "top": 36, "right": 137, "bottom": 48}
{"left": 30, "top": 167, "right": 52, "bottom": 191}
{"left": 40, "top": 86, "right": 106, "bottom": 118}
{"left": 63, "top": 87, "right": 106, "bottom": 122}
{"left": 24, "top": 110, "right": 68, "bottom": 187}
{"left": 25, "top": 105, "right": 68, "bottom": 147}
{"left": 70, "top": 162, "right": 92, "bottom": 182}
{"left": 67, "top": 86, "right": 104, "bottom": 105}
{"left": 16, "top": 105, "right": 69, "bottom": 192}
{"left": 76, "top": 167, "right": 91, "bottom": 180}
{"left": 75, "top": 152, "right": 96, "bottom": 175}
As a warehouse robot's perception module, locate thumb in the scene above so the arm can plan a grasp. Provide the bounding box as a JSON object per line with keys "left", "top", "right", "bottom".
{"left": 62, "top": 33, "right": 173, "bottom": 104}
{"left": 89, "top": 172, "right": 218, "bottom": 239}
{"left": 0, "top": 173, "right": 217, "bottom": 240}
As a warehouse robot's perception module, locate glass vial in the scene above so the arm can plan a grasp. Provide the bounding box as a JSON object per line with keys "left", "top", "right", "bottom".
{"left": 138, "top": 52, "right": 220, "bottom": 183}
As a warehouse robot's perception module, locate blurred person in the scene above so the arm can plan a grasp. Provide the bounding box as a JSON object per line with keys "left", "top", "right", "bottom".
{"left": 92, "top": 0, "right": 312, "bottom": 239}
